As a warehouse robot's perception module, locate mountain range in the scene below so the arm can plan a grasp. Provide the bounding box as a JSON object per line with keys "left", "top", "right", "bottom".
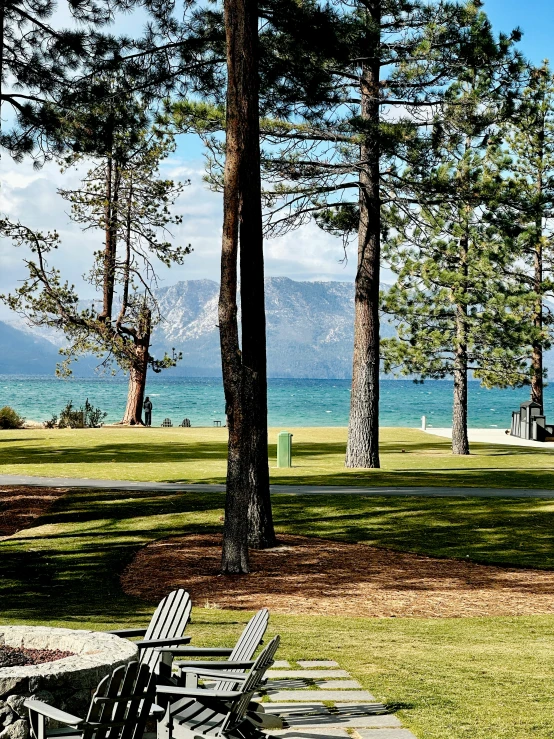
{"left": 4, "top": 276, "right": 552, "bottom": 380}
{"left": 2, "top": 278, "right": 394, "bottom": 379}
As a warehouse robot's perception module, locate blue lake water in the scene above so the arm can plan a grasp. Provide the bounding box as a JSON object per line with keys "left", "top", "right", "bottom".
{"left": 0, "top": 375, "right": 545, "bottom": 428}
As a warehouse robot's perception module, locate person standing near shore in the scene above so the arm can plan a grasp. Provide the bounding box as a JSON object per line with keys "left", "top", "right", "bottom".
{"left": 143, "top": 397, "right": 153, "bottom": 427}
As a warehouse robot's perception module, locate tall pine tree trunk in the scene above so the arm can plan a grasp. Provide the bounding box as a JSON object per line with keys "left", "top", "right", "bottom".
{"left": 219, "top": 135, "right": 248, "bottom": 573}
{"left": 531, "top": 234, "right": 543, "bottom": 409}
{"left": 122, "top": 356, "right": 148, "bottom": 425}
{"left": 452, "top": 235, "right": 469, "bottom": 455}
{"left": 220, "top": 0, "right": 276, "bottom": 573}
{"left": 99, "top": 146, "right": 119, "bottom": 323}
{"left": 345, "top": 1, "right": 381, "bottom": 469}
{"left": 241, "top": 244, "right": 275, "bottom": 548}
{"left": 100, "top": 154, "right": 114, "bottom": 320}
{"left": 452, "top": 312, "right": 469, "bottom": 455}
{"left": 239, "top": 24, "right": 275, "bottom": 550}
{"left": 121, "top": 310, "right": 151, "bottom": 426}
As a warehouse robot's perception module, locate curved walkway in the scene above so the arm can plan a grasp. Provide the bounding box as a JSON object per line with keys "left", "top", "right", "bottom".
{"left": 1, "top": 473, "right": 554, "bottom": 498}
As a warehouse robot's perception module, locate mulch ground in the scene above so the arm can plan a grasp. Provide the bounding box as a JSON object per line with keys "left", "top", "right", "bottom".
{"left": 122, "top": 533, "right": 554, "bottom": 618}
{"left": 5, "top": 488, "right": 554, "bottom": 619}
{"left": 0, "top": 486, "right": 66, "bottom": 537}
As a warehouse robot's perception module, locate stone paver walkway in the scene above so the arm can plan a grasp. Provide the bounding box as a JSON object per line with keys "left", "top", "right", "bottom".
{"left": 1, "top": 473, "right": 554, "bottom": 498}
{"left": 260, "top": 659, "right": 416, "bottom": 739}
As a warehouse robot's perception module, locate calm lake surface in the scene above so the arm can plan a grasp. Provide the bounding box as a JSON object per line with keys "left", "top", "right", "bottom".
{"left": 0, "top": 376, "right": 544, "bottom": 428}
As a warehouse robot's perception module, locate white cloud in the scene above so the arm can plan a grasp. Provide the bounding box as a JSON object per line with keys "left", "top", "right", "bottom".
{"left": 0, "top": 148, "right": 371, "bottom": 318}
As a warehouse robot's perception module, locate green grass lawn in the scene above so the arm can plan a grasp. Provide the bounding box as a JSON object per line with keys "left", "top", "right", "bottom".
{"left": 4, "top": 485, "right": 554, "bottom": 738}
{"left": 2, "top": 426, "right": 554, "bottom": 488}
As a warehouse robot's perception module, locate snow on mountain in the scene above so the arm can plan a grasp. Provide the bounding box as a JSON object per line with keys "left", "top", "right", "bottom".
{"left": 155, "top": 280, "right": 220, "bottom": 342}
{"left": 2, "top": 277, "right": 397, "bottom": 378}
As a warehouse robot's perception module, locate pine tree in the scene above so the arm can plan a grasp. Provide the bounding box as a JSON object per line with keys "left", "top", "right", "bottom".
{"left": 256, "top": 0, "right": 522, "bottom": 467}
{"left": 218, "top": 0, "right": 279, "bottom": 574}
{"left": 503, "top": 63, "right": 554, "bottom": 411}
{"left": 381, "top": 58, "right": 530, "bottom": 454}
{"left": 2, "top": 111, "right": 189, "bottom": 423}
{"left": 0, "top": 0, "right": 225, "bottom": 162}
{"left": 169, "top": 0, "right": 342, "bottom": 571}
{"left": 0, "top": 0, "right": 140, "bottom": 161}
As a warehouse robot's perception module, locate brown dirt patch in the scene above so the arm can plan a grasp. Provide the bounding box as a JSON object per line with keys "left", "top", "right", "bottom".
{"left": 122, "top": 533, "right": 554, "bottom": 618}
{"left": 0, "top": 487, "right": 66, "bottom": 537}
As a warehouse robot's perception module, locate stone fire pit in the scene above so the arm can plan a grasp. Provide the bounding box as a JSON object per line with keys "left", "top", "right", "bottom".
{"left": 0, "top": 627, "right": 138, "bottom": 739}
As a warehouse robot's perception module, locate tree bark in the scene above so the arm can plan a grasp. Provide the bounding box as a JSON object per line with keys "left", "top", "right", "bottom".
{"left": 219, "top": 94, "right": 249, "bottom": 574}
{"left": 452, "top": 313, "right": 469, "bottom": 455}
{"left": 122, "top": 356, "right": 148, "bottom": 425}
{"left": 238, "top": 0, "right": 275, "bottom": 551}
{"left": 220, "top": 0, "right": 276, "bottom": 572}
{"left": 121, "top": 309, "right": 151, "bottom": 425}
{"left": 452, "top": 235, "right": 469, "bottom": 455}
{"left": 531, "top": 153, "right": 544, "bottom": 410}
{"left": 100, "top": 150, "right": 118, "bottom": 322}
{"left": 220, "top": 0, "right": 253, "bottom": 574}
{"left": 531, "top": 234, "right": 543, "bottom": 409}
{"left": 345, "top": 0, "right": 381, "bottom": 469}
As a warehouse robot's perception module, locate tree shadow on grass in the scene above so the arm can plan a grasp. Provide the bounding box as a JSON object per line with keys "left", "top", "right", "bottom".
{"left": 0, "top": 440, "right": 229, "bottom": 466}
{"left": 0, "top": 488, "right": 225, "bottom": 623}
{"left": 270, "top": 495, "right": 554, "bottom": 570}
{"left": 34, "top": 488, "right": 226, "bottom": 525}
{"left": 4, "top": 482, "right": 554, "bottom": 624}
{"left": 265, "top": 466, "right": 554, "bottom": 489}
{"left": 1, "top": 435, "right": 551, "bottom": 471}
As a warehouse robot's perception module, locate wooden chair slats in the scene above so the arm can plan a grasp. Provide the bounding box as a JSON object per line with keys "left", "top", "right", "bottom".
{"left": 111, "top": 662, "right": 142, "bottom": 739}
{"left": 223, "top": 635, "right": 280, "bottom": 734}
{"left": 83, "top": 664, "right": 129, "bottom": 739}
{"left": 120, "top": 663, "right": 155, "bottom": 739}
{"left": 145, "top": 590, "right": 191, "bottom": 642}
{"left": 27, "top": 662, "right": 156, "bottom": 739}
{"left": 215, "top": 609, "right": 269, "bottom": 693}
{"left": 229, "top": 609, "right": 268, "bottom": 662}
{"left": 168, "top": 636, "right": 280, "bottom": 739}
{"left": 173, "top": 703, "right": 223, "bottom": 733}
{"left": 141, "top": 590, "right": 192, "bottom": 673}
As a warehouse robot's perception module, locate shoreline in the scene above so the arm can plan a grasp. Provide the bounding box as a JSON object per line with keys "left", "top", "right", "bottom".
{"left": 2, "top": 377, "right": 544, "bottom": 429}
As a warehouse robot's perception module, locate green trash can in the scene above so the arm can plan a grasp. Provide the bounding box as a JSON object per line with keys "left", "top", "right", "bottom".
{"left": 277, "top": 431, "right": 293, "bottom": 468}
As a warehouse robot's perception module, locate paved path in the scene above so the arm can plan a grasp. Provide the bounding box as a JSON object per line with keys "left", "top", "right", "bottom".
{"left": 255, "top": 658, "right": 416, "bottom": 739}
{"left": 1, "top": 473, "right": 554, "bottom": 498}
{"left": 425, "top": 427, "right": 554, "bottom": 450}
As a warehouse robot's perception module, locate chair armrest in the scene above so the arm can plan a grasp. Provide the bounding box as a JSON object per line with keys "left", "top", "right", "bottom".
{"left": 136, "top": 636, "right": 192, "bottom": 649}
{"left": 155, "top": 647, "right": 233, "bottom": 657}
{"left": 156, "top": 686, "right": 241, "bottom": 700}
{"left": 173, "top": 660, "right": 254, "bottom": 670}
{"left": 106, "top": 628, "right": 147, "bottom": 638}
{"left": 178, "top": 668, "right": 247, "bottom": 682}
{"left": 24, "top": 699, "right": 83, "bottom": 727}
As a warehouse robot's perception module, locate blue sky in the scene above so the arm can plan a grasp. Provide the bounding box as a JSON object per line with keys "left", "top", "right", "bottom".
{"left": 172, "top": 0, "right": 554, "bottom": 167}
{"left": 1, "top": 0, "right": 553, "bottom": 318}
{"left": 484, "top": 0, "right": 554, "bottom": 65}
